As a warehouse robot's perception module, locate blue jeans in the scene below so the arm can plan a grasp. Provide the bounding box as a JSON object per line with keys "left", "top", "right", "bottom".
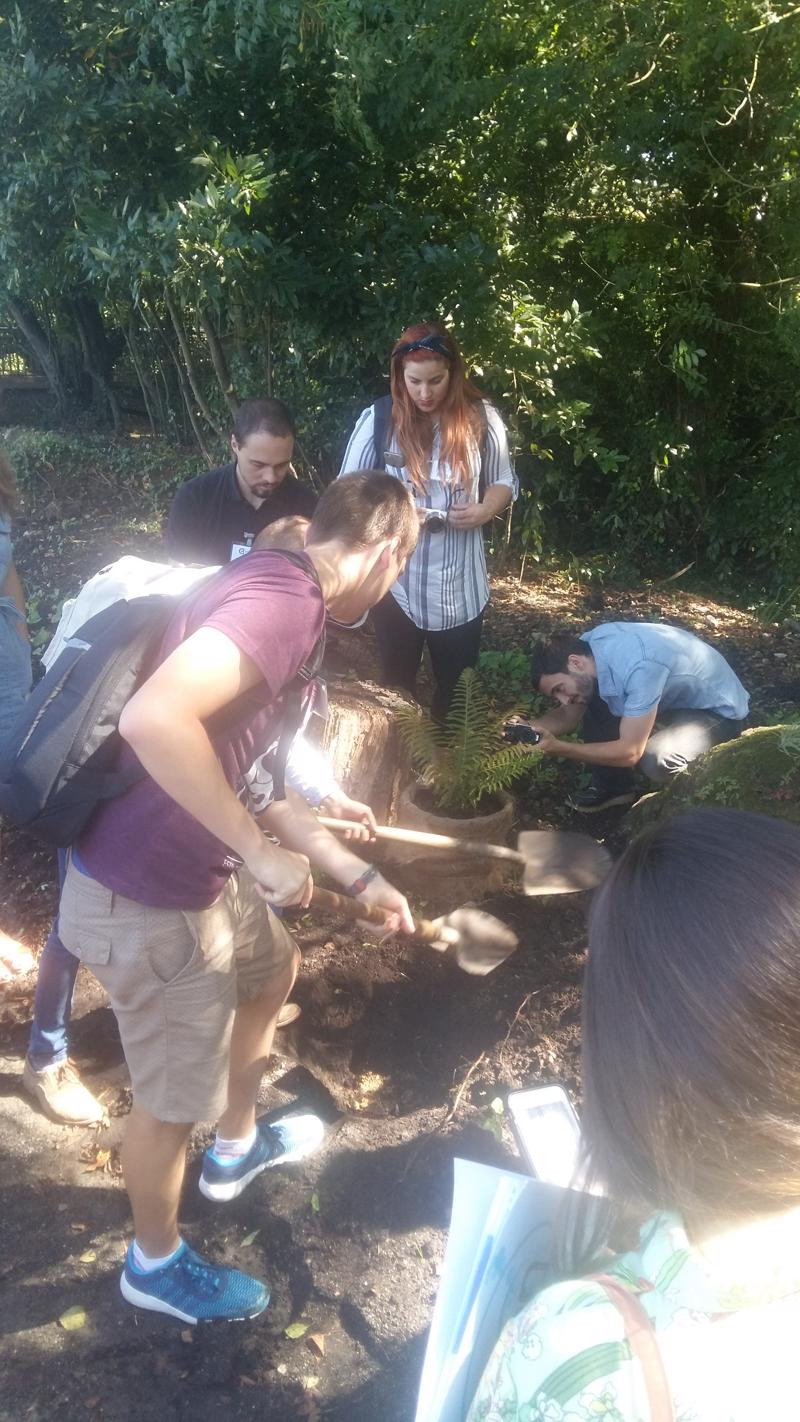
{"left": 27, "top": 850, "right": 79, "bottom": 1071}
{"left": 0, "top": 595, "right": 32, "bottom": 750}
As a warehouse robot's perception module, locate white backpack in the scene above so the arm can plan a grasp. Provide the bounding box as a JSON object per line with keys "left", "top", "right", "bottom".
{"left": 42, "top": 556, "right": 218, "bottom": 670}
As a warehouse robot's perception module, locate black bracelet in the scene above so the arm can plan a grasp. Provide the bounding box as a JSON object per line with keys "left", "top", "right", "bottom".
{"left": 345, "top": 864, "right": 381, "bottom": 896}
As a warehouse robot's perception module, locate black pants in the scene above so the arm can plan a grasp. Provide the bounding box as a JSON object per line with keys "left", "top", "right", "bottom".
{"left": 582, "top": 690, "right": 744, "bottom": 791}
{"left": 370, "top": 593, "right": 484, "bottom": 722}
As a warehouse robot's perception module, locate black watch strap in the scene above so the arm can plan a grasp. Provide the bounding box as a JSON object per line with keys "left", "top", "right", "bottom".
{"left": 345, "top": 864, "right": 380, "bottom": 896}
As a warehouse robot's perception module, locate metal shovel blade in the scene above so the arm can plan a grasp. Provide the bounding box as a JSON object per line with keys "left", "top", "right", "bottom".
{"left": 518, "top": 831, "right": 612, "bottom": 896}
{"left": 430, "top": 906, "right": 519, "bottom": 976}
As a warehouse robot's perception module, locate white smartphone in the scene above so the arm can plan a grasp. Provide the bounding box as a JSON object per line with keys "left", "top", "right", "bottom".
{"left": 506, "top": 1083, "right": 582, "bottom": 1187}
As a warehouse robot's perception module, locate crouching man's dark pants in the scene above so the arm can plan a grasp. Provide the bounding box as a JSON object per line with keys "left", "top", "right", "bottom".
{"left": 582, "top": 692, "right": 745, "bottom": 793}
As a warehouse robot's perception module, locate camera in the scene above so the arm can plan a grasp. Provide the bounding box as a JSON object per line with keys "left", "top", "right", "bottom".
{"left": 503, "top": 721, "right": 542, "bottom": 746}
{"left": 422, "top": 507, "right": 447, "bottom": 533}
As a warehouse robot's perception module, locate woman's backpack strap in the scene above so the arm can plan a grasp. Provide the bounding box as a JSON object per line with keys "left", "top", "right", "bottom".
{"left": 590, "top": 1273, "right": 676, "bottom": 1422}
{"left": 371, "top": 395, "right": 394, "bottom": 467}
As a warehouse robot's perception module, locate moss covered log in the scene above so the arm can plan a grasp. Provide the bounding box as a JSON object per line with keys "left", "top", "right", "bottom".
{"left": 627, "top": 725, "right": 800, "bottom": 834}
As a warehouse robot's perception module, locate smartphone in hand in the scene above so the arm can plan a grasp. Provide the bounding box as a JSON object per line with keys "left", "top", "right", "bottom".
{"left": 506, "top": 1083, "right": 582, "bottom": 1187}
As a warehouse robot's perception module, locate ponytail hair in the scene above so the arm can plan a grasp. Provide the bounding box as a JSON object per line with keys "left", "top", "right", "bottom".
{"left": 388, "top": 321, "right": 483, "bottom": 492}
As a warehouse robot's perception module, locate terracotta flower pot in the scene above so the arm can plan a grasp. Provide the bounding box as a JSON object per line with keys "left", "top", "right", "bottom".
{"left": 384, "top": 783, "right": 517, "bottom": 900}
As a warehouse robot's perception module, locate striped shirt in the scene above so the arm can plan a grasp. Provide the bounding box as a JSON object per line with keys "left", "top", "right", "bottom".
{"left": 338, "top": 400, "right": 517, "bottom": 631}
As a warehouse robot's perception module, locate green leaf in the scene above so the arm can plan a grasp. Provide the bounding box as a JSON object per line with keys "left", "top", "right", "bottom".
{"left": 285, "top": 1320, "right": 311, "bottom": 1339}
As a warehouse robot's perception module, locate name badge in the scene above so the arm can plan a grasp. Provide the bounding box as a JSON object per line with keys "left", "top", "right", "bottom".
{"left": 230, "top": 538, "right": 254, "bottom": 561}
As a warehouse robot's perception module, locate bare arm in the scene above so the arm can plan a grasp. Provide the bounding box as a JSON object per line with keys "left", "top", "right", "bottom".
{"left": 261, "top": 790, "right": 413, "bottom": 933}
{"left": 1, "top": 562, "right": 29, "bottom": 640}
{"left": 118, "top": 626, "right": 312, "bottom": 905}
{"left": 528, "top": 702, "right": 585, "bottom": 736}
{"left": 534, "top": 707, "right": 659, "bottom": 768}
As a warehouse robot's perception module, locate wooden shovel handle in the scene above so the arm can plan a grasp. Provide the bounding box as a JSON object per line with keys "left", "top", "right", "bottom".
{"left": 310, "top": 885, "right": 450, "bottom": 944}
{"left": 317, "top": 816, "right": 524, "bottom": 866}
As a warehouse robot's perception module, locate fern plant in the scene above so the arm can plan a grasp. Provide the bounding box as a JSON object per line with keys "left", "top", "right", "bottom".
{"left": 395, "top": 668, "right": 542, "bottom": 813}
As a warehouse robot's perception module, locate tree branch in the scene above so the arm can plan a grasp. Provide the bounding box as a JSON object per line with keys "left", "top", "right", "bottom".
{"left": 163, "top": 289, "right": 224, "bottom": 438}
{"left": 198, "top": 308, "right": 239, "bottom": 418}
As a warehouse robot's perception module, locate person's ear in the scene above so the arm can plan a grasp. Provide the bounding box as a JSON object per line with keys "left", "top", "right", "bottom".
{"left": 374, "top": 537, "right": 399, "bottom": 572}
{"left": 566, "top": 653, "right": 582, "bottom": 673}
{"left": 230, "top": 434, "right": 239, "bottom": 458}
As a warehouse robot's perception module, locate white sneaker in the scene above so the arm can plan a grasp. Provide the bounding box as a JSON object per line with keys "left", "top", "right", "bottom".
{"left": 22, "top": 1057, "right": 106, "bottom": 1125}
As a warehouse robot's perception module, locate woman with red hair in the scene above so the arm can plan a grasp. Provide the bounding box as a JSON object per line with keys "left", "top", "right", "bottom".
{"left": 339, "top": 321, "right": 517, "bottom": 718}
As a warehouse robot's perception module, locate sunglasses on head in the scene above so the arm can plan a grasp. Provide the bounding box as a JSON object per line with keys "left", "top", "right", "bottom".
{"left": 392, "top": 334, "right": 453, "bottom": 360}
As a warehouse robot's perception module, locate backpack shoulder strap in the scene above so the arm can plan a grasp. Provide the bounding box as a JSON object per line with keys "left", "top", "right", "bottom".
{"left": 591, "top": 1274, "right": 675, "bottom": 1422}
{"left": 371, "top": 395, "right": 394, "bottom": 467}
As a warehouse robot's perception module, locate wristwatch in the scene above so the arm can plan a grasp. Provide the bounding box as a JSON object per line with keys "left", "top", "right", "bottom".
{"left": 345, "top": 864, "right": 381, "bottom": 896}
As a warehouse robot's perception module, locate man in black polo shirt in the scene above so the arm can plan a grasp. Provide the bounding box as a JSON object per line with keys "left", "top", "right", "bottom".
{"left": 165, "top": 398, "right": 318, "bottom": 565}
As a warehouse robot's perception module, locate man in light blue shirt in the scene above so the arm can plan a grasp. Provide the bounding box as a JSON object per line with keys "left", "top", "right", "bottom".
{"left": 526, "top": 622, "right": 749, "bottom": 812}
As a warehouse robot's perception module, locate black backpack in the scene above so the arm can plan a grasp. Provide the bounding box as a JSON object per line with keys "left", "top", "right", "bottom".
{"left": 0, "top": 557, "right": 325, "bottom": 848}
{"left": 371, "top": 393, "right": 490, "bottom": 498}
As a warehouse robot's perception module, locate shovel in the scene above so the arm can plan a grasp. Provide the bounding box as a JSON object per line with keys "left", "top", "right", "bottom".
{"left": 308, "top": 885, "right": 519, "bottom": 977}
{"left": 318, "top": 819, "right": 611, "bottom": 896}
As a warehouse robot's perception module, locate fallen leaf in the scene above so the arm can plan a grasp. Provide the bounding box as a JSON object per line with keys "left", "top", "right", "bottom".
{"left": 180, "top": 1329, "right": 193, "bottom": 1344}
{"left": 58, "top": 1305, "right": 87, "bottom": 1331}
{"left": 79, "top": 1250, "right": 96, "bottom": 1264}
{"left": 276, "top": 1363, "right": 288, "bottom": 1375}
{"left": 69, "top": 1222, "right": 89, "bottom": 1234}
{"left": 358, "top": 1071, "right": 384, "bottom": 1094}
{"left": 285, "top": 1319, "right": 310, "bottom": 1339}
{"left": 239, "top": 1376, "right": 257, "bottom": 1387}
{"left": 307, "top": 1332, "right": 326, "bottom": 1358}
{"left": 82, "top": 1148, "right": 111, "bottom": 1174}
{"left": 301, "top": 1376, "right": 320, "bottom": 1390}
{"left": 310, "top": 1192, "right": 320, "bottom": 1213}
{"left": 241, "top": 1229, "right": 260, "bottom": 1247}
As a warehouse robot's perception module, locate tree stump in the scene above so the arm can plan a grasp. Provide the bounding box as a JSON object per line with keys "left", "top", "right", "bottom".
{"left": 320, "top": 677, "right": 414, "bottom": 824}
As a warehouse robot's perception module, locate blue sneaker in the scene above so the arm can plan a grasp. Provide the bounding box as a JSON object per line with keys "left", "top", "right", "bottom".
{"left": 199, "top": 1112, "right": 325, "bottom": 1203}
{"left": 120, "top": 1242, "right": 269, "bottom": 1323}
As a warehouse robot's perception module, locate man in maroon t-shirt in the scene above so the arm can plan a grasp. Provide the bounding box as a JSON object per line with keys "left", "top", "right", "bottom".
{"left": 58, "top": 472, "right": 419, "bottom": 1325}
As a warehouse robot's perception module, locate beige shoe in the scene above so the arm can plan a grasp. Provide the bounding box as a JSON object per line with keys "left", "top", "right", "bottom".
{"left": 276, "top": 1001, "right": 301, "bottom": 1028}
{"left": 22, "top": 1057, "right": 106, "bottom": 1125}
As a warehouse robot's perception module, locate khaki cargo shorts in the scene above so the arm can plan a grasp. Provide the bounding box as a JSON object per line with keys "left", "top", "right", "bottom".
{"left": 58, "top": 858, "right": 298, "bottom": 1123}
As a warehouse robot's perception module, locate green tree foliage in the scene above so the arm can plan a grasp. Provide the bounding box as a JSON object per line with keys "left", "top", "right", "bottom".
{"left": 1, "top": 0, "right": 798, "bottom": 589}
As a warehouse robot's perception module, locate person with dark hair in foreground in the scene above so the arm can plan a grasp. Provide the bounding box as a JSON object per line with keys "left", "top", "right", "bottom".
{"left": 57, "top": 472, "right": 418, "bottom": 1324}
{"left": 525, "top": 622, "right": 749, "bottom": 811}
{"left": 165, "top": 397, "right": 317, "bottom": 565}
{"left": 470, "top": 808, "right": 800, "bottom": 1420}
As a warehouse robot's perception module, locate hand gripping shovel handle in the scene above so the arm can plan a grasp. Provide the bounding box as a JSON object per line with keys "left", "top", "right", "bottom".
{"left": 317, "top": 816, "right": 525, "bottom": 866}
{"left": 318, "top": 818, "right": 612, "bottom": 896}
{"left": 309, "top": 885, "right": 456, "bottom": 945}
